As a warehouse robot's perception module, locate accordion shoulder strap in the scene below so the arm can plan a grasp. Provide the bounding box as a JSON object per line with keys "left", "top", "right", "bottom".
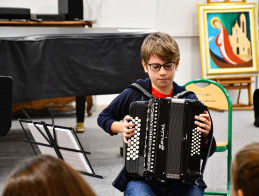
{"left": 129, "top": 83, "right": 194, "bottom": 99}
{"left": 129, "top": 83, "right": 155, "bottom": 99}
{"left": 173, "top": 90, "right": 195, "bottom": 98}
{"left": 200, "top": 123, "right": 214, "bottom": 179}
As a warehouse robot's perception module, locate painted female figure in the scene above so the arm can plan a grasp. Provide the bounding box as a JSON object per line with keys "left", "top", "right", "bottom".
{"left": 211, "top": 17, "right": 245, "bottom": 65}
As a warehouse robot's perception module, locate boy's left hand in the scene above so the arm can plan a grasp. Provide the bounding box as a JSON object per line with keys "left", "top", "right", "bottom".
{"left": 194, "top": 111, "right": 211, "bottom": 144}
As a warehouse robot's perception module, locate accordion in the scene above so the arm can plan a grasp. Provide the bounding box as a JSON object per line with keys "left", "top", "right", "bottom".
{"left": 125, "top": 98, "right": 208, "bottom": 181}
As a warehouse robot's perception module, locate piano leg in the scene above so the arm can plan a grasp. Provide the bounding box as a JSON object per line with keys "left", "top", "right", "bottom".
{"left": 86, "top": 95, "right": 93, "bottom": 116}
{"left": 76, "top": 96, "right": 86, "bottom": 133}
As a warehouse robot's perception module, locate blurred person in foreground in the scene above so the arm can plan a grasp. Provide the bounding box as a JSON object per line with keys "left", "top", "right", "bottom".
{"left": 231, "top": 143, "right": 259, "bottom": 196}
{"left": 3, "top": 155, "right": 96, "bottom": 196}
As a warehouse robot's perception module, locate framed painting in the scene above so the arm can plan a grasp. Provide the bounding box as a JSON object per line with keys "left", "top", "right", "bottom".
{"left": 197, "top": 3, "right": 258, "bottom": 78}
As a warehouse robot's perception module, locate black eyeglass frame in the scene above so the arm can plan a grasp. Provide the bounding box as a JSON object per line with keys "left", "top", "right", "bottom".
{"left": 147, "top": 61, "right": 177, "bottom": 72}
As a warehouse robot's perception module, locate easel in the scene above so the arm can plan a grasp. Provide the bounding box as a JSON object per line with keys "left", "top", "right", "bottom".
{"left": 211, "top": 76, "right": 254, "bottom": 110}
{"left": 19, "top": 112, "right": 102, "bottom": 179}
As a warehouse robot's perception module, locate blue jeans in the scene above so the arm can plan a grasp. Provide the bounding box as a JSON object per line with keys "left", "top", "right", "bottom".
{"left": 124, "top": 180, "right": 204, "bottom": 196}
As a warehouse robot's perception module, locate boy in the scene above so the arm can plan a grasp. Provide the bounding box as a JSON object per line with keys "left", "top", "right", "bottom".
{"left": 97, "top": 32, "right": 216, "bottom": 196}
{"left": 231, "top": 143, "right": 259, "bottom": 196}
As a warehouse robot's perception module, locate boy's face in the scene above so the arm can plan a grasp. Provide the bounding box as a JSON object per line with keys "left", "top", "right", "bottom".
{"left": 142, "top": 55, "right": 179, "bottom": 93}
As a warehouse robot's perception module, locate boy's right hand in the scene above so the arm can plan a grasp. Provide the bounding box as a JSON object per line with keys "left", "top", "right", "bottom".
{"left": 122, "top": 115, "right": 135, "bottom": 145}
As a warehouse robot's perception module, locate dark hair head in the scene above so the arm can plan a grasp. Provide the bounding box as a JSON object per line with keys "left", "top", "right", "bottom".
{"left": 3, "top": 155, "right": 96, "bottom": 196}
{"left": 231, "top": 143, "right": 259, "bottom": 196}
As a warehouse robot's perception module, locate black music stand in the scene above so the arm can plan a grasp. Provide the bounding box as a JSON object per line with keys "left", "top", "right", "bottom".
{"left": 0, "top": 76, "right": 12, "bottom": 137}
{"left": 19, "top": 113, "right": 102, "bottom": 179}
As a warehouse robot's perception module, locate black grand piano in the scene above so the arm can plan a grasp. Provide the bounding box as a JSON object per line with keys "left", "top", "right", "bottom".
{"left": 0, "top": 27, "right": 153, "bottom": 134}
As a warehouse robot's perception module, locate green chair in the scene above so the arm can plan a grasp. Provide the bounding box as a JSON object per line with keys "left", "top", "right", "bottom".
{"left": 185, "top": 79, "right": 232, "bottom": 196}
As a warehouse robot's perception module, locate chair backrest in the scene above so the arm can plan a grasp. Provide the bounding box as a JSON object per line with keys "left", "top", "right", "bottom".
{"left": 185, "top": 83, "right": 228, "bottom": 111}
{"left": 185, "top": 78, "right": 232, "bottom": 112}
{"left": 185, "top": 78, "right": 232, "bottom": 195}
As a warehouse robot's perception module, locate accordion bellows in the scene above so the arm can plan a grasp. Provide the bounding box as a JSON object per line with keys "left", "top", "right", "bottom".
{"left": 125, "top": 98, "right": 207, "bottom": 181}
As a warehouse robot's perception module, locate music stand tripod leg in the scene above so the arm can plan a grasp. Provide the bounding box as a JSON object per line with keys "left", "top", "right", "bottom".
{"left": 76, "top": 96, "right": 86, "bottom": 133}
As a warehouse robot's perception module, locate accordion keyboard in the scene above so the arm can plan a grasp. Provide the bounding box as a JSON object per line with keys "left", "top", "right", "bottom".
{"left": 126, "top": 117, "right": 142, "bottom": 161}
{"left": 191, "top": 128, "right": 202, "bottom": 156}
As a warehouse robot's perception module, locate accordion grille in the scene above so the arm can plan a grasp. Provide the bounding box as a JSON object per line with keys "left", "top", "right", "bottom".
{"left": 166, "top": 103, "right": 184, "bottom": 178}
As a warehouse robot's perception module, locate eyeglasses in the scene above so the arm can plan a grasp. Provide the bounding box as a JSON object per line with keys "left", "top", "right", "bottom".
{"left": 147, "top": 62, "right": 177, "bottom": 72}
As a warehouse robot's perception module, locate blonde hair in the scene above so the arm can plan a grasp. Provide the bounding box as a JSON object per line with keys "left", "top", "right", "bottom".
{"left": 231, "top": 143, "right": 259, "bottom": 196}
{"left": 141, "top": 32, "right": 180, "bottom": 64}
{"left": 3, "top": 155, "right": 96, "bottom": 196}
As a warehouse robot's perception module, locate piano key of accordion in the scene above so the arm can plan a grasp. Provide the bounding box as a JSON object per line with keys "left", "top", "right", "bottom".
{"left": 125, "top": 101, "right": 149, "bottom": 178}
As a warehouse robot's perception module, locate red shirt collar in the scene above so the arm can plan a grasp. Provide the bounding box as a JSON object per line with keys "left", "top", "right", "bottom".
{"left": 152, "top": 86, "right": 173, "bottom": 98}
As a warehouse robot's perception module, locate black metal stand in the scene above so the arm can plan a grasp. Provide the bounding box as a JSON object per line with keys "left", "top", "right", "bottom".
{"left": 19, "top": 113, "right": 102, "bottom": 179}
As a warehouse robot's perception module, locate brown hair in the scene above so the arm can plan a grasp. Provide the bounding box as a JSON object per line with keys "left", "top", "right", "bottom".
{"left": 141, "top": 32, "right": 180, "bottom": 64}
{"left": 3, "top": 155, "right": 96, "bottom": 196}
{"left": 231, "top": 143, "right": 259, "bottom": 196}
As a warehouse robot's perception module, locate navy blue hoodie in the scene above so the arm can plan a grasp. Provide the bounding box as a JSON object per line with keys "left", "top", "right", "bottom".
{"left": 97, "top": 78, "right": 216, "bottom": 191}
